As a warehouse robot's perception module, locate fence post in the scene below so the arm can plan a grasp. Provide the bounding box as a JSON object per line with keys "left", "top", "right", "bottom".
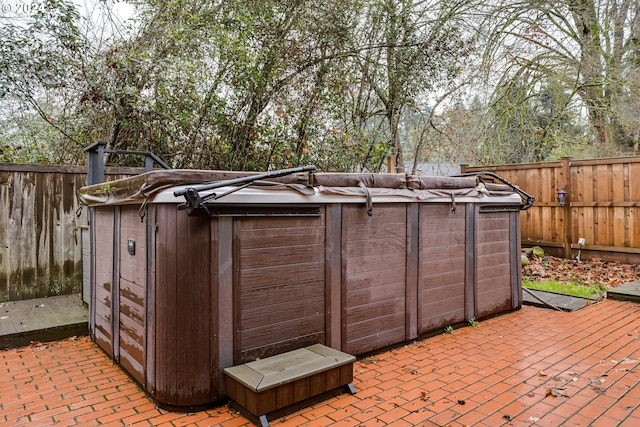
{"left": 85, "top": 141, "right": 107, "bottom": 185}
{"left": 562, "top": 157, "right": 573, "bottom": 259}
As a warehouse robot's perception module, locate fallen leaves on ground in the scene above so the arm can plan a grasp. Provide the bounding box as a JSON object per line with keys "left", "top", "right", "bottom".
{"left": 523, "top": 254, "right": 640, "bottom": 288}
{"left": 545, "top": 387, "right": 569, "bottom": 398}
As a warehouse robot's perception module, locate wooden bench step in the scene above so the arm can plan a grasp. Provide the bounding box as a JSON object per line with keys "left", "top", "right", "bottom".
{"left": 224, "top": 344, "right": 356, "bottom": 426}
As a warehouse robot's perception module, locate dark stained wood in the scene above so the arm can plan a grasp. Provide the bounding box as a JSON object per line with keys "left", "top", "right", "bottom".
{"left": 475, "top": 211, "right": 513, "bottom": 318}
{"left": 512, "top": 211, "right": 523, "bottom": 308}
{"left": 325, "top": 205, "right": 342, "bottom": 349}
{"left": 154, "top": 205, "right": 178, "bottom": 402}
{"left": 183, "top": 214, "right": 208, "bottom": 403}
{"left": 153, "top": 205, "right": 218, "bottom": 406}
{"left": 216, "top": 217, "right": 232, "bottom": 395}
{"left": 235, "top": 216, "right": 326, "bottom": 363}
{"left": 276, "top": 382, "right": 294, "bottom": 408}
{"left": 240, "top": 316, "right": 325, "bottom": 359}
{"left": 112, "top": 208, "right": 121, "bottom": 361}
{"left": 342, "top": 204, "right": 407, "bottom": 355}
{"left": 406, "top": 204, "right": 419, "bottom": 340}
{"left": 118, "top": 206, "right": 147, "bottom": 386}
{"left": 93, "top": 208, "right": 114, "bottom": 355}
{"left": 309, "top": 371, "right": 325, "bottom": 396}
{"left": 293, "top": 377, "right": 310, "bottom": 402}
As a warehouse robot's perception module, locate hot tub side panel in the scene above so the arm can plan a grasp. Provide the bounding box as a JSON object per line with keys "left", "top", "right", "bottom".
{"left": 92, "top": 207, "right": 115, "bottom": 355}
{"left": 234, "top": 213, "right": 326, "bottom": 364}
{"left": 417, "top": 204, "right": 467, "bottom": 334}
{"left": 475, "top": 211, "right": 514, "bottom": 318}
{"left": 118, "top": 206, "right": 148, "bottom": 385}
{"left": 154, "top": 205, "right": 216, "bottom": 407}
{"left": 342, "top": 204, "right": 407, "bottom": 356}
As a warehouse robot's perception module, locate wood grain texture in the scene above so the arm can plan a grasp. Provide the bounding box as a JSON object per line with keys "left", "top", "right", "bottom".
{"left": 118, "top": 206, "right": 147, "bottom": 385}
{"left": 418, "top": 204, "right": 466, "bottom": 333}
{"left": 342, "top": 204, "right": 406, "bottom": 355}
{"left": 235, "top": 214, "right": 326, "bottom": 363}
{"left": 153, "top": 205, "right": 215, "bottom": 406}
{"left": 475, "top": 212, "right": 512, "bottom": 318}
{"left": 93, "top": 208, "right": 114, "bottom": 355}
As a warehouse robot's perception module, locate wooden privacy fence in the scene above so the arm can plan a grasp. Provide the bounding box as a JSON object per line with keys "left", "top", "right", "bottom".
{"left": 462, "top": 156, "right": 640, "bottom": 264}
{"left": 0, "top": 164, "right": 142, "bottom": 302}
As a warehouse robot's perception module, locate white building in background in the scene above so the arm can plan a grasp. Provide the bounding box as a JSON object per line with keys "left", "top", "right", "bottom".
{"left": 406, "top": 162, "right": 461, "bottom": 176}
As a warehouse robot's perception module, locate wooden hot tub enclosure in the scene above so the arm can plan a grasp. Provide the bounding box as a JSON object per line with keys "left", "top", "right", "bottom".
{"left": 79, "top": 168, "right": 532, "bottom": 409}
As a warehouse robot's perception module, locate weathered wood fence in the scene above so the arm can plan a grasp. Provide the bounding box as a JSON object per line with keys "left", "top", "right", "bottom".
{"left": 0, "top": 164, "right": 141, "bottom": 302}
{"left": 463, "top": 156, "right": 640, "bottom": 264}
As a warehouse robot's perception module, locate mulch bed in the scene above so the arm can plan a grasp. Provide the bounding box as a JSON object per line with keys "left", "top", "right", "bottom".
{"left": 523, "top": 254, "right": 640, "bottom": 288}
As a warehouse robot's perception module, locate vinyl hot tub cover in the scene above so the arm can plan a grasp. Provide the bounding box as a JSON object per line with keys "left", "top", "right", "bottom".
{"left": 79, "top": 166, "right": 533, "bottom": 212}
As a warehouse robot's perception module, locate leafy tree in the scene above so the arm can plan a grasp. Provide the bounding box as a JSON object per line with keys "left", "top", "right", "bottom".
{"left": 0, "top": 0, "right": 87, "bottom": 162}
{"left": 480, "top": 0, "right": 640, "bottom": 152}
{"left": 348, "top": 0, "right": 474, "bottom": 172}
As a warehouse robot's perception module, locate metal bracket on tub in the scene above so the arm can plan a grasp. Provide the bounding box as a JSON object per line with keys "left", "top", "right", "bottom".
{"left": 453, "top": 171, "right": 535, "bottom": 210}
{"left": 174, "top": 165, "right": 317, "bottom": 212}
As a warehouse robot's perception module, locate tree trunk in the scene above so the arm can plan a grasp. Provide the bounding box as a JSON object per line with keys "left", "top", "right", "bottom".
{"left": 388, "top": 105, "right": 404, "bottom": 173}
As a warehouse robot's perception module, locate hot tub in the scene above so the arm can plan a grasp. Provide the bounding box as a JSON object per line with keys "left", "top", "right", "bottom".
{"left": 79, "top": 168, "right": 531, "bottom": 409}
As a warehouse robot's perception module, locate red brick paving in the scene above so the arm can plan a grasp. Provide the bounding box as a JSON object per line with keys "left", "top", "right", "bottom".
{"left": 2, "top": 299, "right": 640, "bottom": 426}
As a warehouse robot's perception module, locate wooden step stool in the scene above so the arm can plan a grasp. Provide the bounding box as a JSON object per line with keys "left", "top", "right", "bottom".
{"left": 224, "top": 344, "right": 356, "bottom": 427}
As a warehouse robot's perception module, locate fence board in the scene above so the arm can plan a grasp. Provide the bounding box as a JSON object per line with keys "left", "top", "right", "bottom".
{"left": 464, "top": 156, "right": 640, "bottom": 263}
{"left": 612, "top": 164, "right": 624, "bottom": 201}
{"left": 0, "top": 164, "right": 143, "bottom": 302}
{"left": 631, "top": 208, "right": 639, "bottom": 248}
{"left": 631, "top": 164, "right": 640, "bottom": 201}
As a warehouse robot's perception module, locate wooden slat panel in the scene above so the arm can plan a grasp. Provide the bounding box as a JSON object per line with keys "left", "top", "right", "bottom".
{"left": 630, "top": 164, "right": 640, "bottom": 202}
{"left": 595, "top": 207, "right": 610, "bottom": 247}
{"left": 117, "top": 206, "right": 147, "bottom": 386}
{"left": 581, "top": 165, "right": 595, "bottom": 203}
{"left": 241, "top": 291, "right": 324, "bottom": 329}
{"left": 476, "top": 212, "right": 512, "bottom": 318}
{"left": 154, "top": 205, "right": 178, "bottom": 401}
{"left": 240, "top": 244, "right": 324, "bottom": 269}
{"left": 612, "top": 164, "right": 625, "bottom": 202}
{"left": 236, "top": 215, "right": 326, "bottom": 363}
{"left": 119, "top": 313, "right": 145, "bottom": 385}
{"left": 93, "top": 208, "right": 114, "bottom": 355}
{"left": 239, "top": 226, "right": 324, "bottom": 249}
{"left": 119, "top": 280, "right": 144, "bottom": 325}
{"left": 630, "top": 208, "right": 639, "bottom": 248}
{"left": 240, "top": 316, "right": 325, "bottom": 353}
{"left": 343, "top": 204, "right": 406, "bottom": 355}
{"left": 154, "top": 205, "right": 214, "bottom": 406}
{"left": 240, "top": 262, "right": 326, "bottom": 289}
{"left": 541, "top": 206, "right": 552, "bottom": 242}
{"left": 418, "top": 204, "right": 466, "bottom": 334}
{"left": 0, "top": 171, "right": 9, "bottom": 301}
{"left": 183, "top": 213, "right": 212, "bottom": 405}
{"left": 539, "top": 167, "right": 552, "bottom": 203}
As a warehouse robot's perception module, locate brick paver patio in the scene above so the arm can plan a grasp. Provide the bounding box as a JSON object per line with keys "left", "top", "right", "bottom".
{"left": 2, "top": 299, "right": 640, "bottom": 426}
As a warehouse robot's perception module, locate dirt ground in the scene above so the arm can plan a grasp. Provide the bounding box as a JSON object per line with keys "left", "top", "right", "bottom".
{"left": 522, "top": 253, "right": 640, "bottom": 288}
